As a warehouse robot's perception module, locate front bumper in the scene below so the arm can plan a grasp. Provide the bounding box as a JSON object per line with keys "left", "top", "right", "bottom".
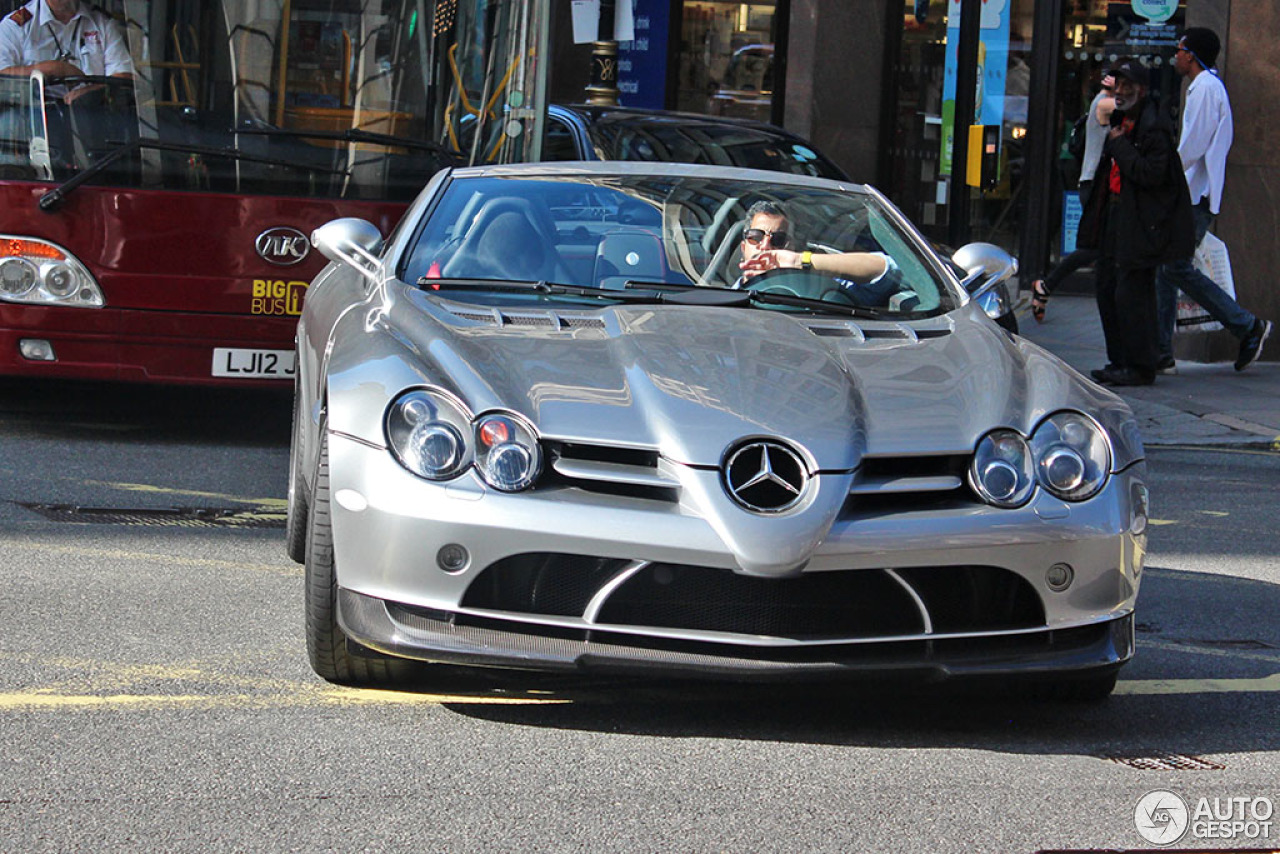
{"left": 341, "top": 588, "right": 1135, "bottom": 681}
{"left": 328, "top": 433, "right": 1147, "bottom": 680}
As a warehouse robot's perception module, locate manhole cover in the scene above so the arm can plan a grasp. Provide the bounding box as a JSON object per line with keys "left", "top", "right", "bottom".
{"left": 1106, "top": 752, "right": 1226, "bottom": 771}
{"left": 18, "top": 502, "right": 285, "bottom": 529}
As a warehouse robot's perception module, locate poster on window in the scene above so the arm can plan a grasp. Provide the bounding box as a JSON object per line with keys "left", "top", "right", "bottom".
{"left": 939, "top": 0, "right": 1011, "bottom": 175}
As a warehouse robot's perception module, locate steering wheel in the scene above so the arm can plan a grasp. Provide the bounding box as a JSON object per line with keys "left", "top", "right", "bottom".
{"left": 742, "top": 267, "right": 858, "bottom": 305}
{"left": 44, "top": 74, "right": 136, "bottom": 108}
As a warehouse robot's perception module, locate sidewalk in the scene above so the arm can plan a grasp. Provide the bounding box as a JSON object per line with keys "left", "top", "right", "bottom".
{"left": 1014, "top": 294, "right": 1280, "bottom": 448}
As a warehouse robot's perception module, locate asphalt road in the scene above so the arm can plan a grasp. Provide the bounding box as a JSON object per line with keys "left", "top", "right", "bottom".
{"left": 1, "top": 379, "right": 1277, "bottom": 853}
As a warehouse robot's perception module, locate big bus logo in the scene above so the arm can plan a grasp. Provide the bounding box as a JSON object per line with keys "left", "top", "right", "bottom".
{"left": 255, "top": 227, "right": 310, "bottom": 266}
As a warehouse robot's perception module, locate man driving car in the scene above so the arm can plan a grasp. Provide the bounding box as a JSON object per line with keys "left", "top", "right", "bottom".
{"left": 735, "top": 200, "right": 902, "bottom": 306}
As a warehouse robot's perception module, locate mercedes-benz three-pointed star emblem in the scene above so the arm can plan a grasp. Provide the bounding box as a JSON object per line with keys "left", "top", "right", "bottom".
{"left": 723, "top": 440, "right": 810, "bottom": 513}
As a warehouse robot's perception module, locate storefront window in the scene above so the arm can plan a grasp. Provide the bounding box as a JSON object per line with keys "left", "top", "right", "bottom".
{"left": 676, "top": 2, "right": 776, "bottom": 122}
{"left": 887, "top": 0, "right": 1034, "bottom": 252}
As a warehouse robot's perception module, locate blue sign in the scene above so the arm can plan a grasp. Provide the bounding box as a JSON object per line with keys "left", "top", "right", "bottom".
{"left": 1061, "top": 190, "right": 1082, "bottom": 255}
{"left": 617, "top": 0, "right": 669, "bottom": 109}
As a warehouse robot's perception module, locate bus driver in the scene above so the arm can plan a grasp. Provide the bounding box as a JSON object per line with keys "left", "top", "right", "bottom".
{"left": 1, "top": 0, "right": 134, "bottom": 104}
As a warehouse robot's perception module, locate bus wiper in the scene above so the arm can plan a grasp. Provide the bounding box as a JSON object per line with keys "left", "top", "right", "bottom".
{"left": 236, "top": 126, "right": 463, "bottom": 163}
{"left": 38, "top": 137, "right": 348, "bottom": 212}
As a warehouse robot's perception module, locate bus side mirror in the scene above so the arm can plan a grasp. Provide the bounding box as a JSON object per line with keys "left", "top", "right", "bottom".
{"left": 311, "top": 218, "right": 384, "bottom": 282}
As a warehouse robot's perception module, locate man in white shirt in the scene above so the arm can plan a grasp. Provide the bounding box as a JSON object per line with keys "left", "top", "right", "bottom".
{"left": 1155, "top": 27, "right": 1271, "bottom": 372}
{"left": 0, "top": 0, "right": 133, "bottom": 103}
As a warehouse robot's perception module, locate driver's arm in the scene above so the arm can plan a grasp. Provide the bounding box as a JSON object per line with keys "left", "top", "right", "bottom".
{"left": 746, "top": 248, "right": 889, "bottom": 283}
{"left": 0, "top": 58, "right": 84, "bottom": 78}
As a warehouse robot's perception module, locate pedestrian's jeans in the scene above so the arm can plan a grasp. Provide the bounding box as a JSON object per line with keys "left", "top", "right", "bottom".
{"left": 1155, "top": 200, "right": 1255, "bottom": 359}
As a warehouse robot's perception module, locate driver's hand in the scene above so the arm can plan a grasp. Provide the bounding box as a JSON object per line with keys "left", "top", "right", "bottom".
{"left": 739, "top": 249, "right": 801, "bottom": 278}
{"left": 64, "top": 83, "right": 104, "bottom": 104}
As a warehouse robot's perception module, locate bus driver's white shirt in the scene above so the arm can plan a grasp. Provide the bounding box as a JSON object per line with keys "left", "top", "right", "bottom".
{"left": 0, "top": 0, "right": 134, "bottom": 84}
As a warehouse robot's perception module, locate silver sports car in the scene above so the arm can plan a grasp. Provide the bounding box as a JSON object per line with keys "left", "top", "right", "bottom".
{"left": 288, "top": 162, "right": 1149, "bottom": 699}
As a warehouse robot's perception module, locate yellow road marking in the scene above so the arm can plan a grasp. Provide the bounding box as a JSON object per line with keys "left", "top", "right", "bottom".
{"left": 0, "top": 690, "right": 566, "bottom": 711}
{"left": 83, "top": 479, "right": 287, "bottom": 509}
{"left": 5, "top": 540, "right": 299, "bottom": 576}
{"left": 1115, "top": 673, "right": 1280, "bottom": 695}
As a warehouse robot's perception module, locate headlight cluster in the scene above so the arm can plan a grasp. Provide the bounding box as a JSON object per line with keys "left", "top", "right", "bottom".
{"left": 386, "top": 389, "right": 542, "bottom": 491}
{"left": 0, "top": 237, "right": 104, "bottom": 307}
{"left": 969, "top": 411, "right": 1111, "bottom": 507}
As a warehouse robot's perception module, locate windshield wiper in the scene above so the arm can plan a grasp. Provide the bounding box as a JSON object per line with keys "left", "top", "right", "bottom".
{"left": 236, "top": 126, "right": 463, "bottom": 163}
{"left": 419, "top": 278, "right": 885, "bottom": 317}
{"left": 743, "top": 289, "right": 884, "bottom": 319}
{"left": 418, "top": 278, "right": 667, "bottom": 303}
{"left": 38, "top": 137, "right": 347, "bottom": 212}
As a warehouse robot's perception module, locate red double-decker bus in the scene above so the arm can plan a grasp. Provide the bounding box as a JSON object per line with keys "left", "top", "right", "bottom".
{"left": 1, "top": 0, "right": 546, "bottom": 385}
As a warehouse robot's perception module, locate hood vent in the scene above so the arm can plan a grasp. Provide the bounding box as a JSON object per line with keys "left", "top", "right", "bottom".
{"left": 444, "top": 305, "right": 606, "bottom": 330}
{"left": 805, "top": 321, "right": 951, "bottom": 343}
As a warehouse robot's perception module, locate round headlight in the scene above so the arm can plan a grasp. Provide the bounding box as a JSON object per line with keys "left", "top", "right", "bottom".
{"left": 43, "top": 262, "right": 79, "bottom": 298}
{"left": 0, "top": 257, "right": 38, "bottom": 297}
{"left": 1030, "top": 411, "right": 1111, "bottom": 501}
{"left": 970, "top": 429, "right": 1035, "bottom": 508}
{"left": 475, "top": 413, "right": 541, "bottom": 491}
{"left": 385, "top": 389, "right": 472, "bottom": 480}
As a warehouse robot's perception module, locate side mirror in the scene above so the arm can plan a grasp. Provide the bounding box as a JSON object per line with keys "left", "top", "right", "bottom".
{"left": 952, "top": 242, "right": 1018, "bottom": 299}
{"left": 952, "top": 241, "right": 1018, "bottom": 302}
{"left": 311, "top": 218, "right": 384, "bottom": 282}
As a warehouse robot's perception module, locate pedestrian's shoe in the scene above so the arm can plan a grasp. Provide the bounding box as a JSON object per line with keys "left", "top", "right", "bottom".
{"left": 1235, "top": 319, "right": 1273, "bottom": 371}
{"left": 1156, "top": 356, "right": 1178, "bottom": 375}
{"left": 1090, "top": 364, "right": 1120, "bottom": 383}
{"left": 1094, "top": 366, "right": 1155, "bottom": 386}
{"left": 1109, "top": 368, "right": 1156, "bottom": 386}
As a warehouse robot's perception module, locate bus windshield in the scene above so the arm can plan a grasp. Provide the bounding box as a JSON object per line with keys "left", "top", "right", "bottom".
{"left": 0, "top": 0, "right": 547, "bottom": 201}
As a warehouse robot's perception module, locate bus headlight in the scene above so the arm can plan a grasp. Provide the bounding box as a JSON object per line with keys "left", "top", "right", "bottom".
{"left": 0, "top": 236, "right": 105, "bottom": 307}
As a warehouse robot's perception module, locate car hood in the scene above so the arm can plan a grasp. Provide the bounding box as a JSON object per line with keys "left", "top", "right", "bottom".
{"left": 377, "top": 294, "right": 1105, "bottom": 471}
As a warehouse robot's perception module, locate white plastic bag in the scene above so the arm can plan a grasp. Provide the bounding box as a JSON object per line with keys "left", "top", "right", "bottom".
{"left": 1176, "top": 232, "right": 1236, "bottom": 334}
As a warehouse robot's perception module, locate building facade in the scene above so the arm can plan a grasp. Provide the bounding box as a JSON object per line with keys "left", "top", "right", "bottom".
{"left": 551, "top": 0, "right": 1277, "bottom": 360}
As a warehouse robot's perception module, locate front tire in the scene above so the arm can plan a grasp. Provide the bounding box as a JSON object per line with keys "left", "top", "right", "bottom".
{"left": 304, "top": 430, "right": 416, "bottom": 685}
{"left": 284, "top": 375, "right": 309, "bottom": 564}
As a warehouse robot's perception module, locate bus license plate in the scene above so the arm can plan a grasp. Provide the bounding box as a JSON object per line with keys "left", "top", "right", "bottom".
{"left": 212, "top": 348, "right": 296, "bottom": 379}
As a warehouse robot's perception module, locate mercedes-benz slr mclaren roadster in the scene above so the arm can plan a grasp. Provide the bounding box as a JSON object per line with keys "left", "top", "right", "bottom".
{"left": 288, "top": 162, "right": 1149, "bottom": 698}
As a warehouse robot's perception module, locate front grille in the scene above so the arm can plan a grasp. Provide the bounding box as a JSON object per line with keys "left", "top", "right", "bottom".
{"left": 460, "top": 554, "right": 1045, "bottom": 641}
{"left": 597, "top": 563, "right": 924, "bottom": 639}
{"left": 460, "top": 554, "right": 631, "bottom": 616}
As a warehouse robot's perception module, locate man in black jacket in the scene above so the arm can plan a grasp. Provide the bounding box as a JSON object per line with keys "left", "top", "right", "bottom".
{"left": 1091, "top": 58, "right": 1195, "bottom": 387}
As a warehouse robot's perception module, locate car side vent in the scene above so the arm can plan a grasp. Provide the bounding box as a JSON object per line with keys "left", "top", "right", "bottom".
{"left": 846, "top": 453, "right": 973, "bottom": 508}
{"left": 546, "top": 442, "right": 679, "bottom": 502}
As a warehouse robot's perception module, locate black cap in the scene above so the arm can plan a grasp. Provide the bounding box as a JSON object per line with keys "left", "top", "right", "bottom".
{"left": 1180, "top": 27, "right": 1221, "bottom": 69}
{"left": 1111, "top": 58, "right": 1146, "bottom": 86}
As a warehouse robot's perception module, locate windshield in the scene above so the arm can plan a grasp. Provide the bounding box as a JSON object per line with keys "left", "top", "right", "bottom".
{"left": 401, "top": 172, "right": 957, "bottom": 316}
{"left": 0, "top": 0, "right": 545, "bottom": 199}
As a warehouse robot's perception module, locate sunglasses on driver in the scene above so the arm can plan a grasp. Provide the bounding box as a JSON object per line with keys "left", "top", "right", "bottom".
{"left": 742, "top": 228, "right": 789, "bottom": 249}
